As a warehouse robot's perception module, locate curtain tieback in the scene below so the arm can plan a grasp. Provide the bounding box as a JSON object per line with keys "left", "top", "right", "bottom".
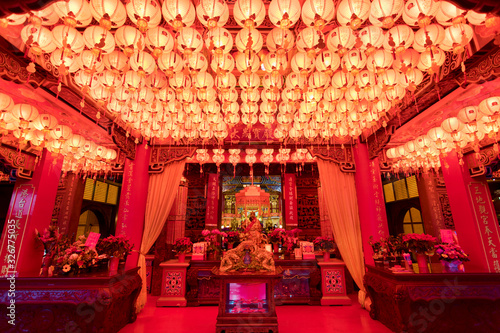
{"left": 132, "top": 249, "right": 149, "bottom": 256}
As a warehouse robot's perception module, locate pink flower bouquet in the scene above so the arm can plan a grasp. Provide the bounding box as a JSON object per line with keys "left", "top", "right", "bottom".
{"left": 403, "top": 233, "right": 437, "bottom": 255}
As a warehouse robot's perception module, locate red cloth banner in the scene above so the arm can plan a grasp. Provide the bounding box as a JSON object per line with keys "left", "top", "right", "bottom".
{"left": 468, "top": 182, "right": 500, "bottom": 273}
{"left": 0, "top": 184, "right": 35, "bottom": 276}
{"left": 205, "top": 174, "right": 219, "bottom": 227}
{"left": 284, "top": 174, "right": 298, "bottom": 227}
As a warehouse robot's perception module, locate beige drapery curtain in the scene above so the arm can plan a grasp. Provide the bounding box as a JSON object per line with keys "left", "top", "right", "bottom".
{"left": 135, "top": 159, "right": 186, "bottom": 312}
{"left": 316, "top": 158, "right": 366, "bottom": 306}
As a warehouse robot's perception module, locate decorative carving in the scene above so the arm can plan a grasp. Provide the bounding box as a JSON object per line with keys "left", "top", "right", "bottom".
{"left": 0, "top": 143, "right": 37, "bottom": 179}
{"left": 149, "top": 146, "right": 196, "bottom": 173}
{"left": 186, "top": 196, "right": 207, "bottom": 230}
{"left": 111, "top": 124, "right": 137, "bottom": 161}
{"left": 456, "top": 45, "right": 500, "bottom": 86}
{"left": 0, "top": 48, "right": 45, "bottom": 87}
{"left": 307, "top": 145, "right": 356, "bottom": 172}
{"left": 366, "top": 125, "right": 396, "bottom": 160}
{"left": 297, "top": 194, "right": 320, "bottom": 230}
{"left": 438, "top": 192, "right": 455, "bottom": 229}
{"left": 324, "top": 269, "right": 343, "bottom": 294}
{"left": 164, "top": 271, "right": 183, "bottom": 296}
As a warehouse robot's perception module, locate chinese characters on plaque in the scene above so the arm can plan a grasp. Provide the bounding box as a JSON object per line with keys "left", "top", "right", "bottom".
{"left": 284, "top": 174, "right": 298, "bottom": 227}
{"left": 205, "top": 174, "right": 219, "bottom": 227}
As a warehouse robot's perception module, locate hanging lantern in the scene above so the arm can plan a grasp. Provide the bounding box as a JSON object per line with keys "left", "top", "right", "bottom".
{"left": 234, "top": 52, "right": 261, "bottom": 74}
{"left": 359, "top": 26, "right": 385, "bottom": 56}
{"left": 77, "top": 50, "right": 105, "bottom": 74}
{"left": 10, "top": 104, "right": 38, "bottom": 131}
{"left": 196, "top": 0, "right": 229, "bottom": 29}
{"left": 263, "top": 52, "right": 288, "bottom": 76}
{"left": 336, "top": 0, "right": 371, "bottom": 30}
{"left": 53, "top": 0, "right": 92, "bottom": 28}
{"left": 233, "top": 0, "right": 266, "bottom": 29}
{"left": 285, "top": 72, "right": 308, "bottom": 91}
{"left": 268, "top": 0, "right": 301, "bottom": 29}
{"left": 315, "top": 51, "right": 341, "bottom": 76}
{"left": 417, "top": 49, "right": 446, "bottom": 75}
{"left": 393, "top": 48, "right": 421, "bottom": 72}
{"left": 383, "top": 25, "right": 415, "bottom": 55}
{"left": 74, "top": 70, "right": 100, "bottom": 93}
{"left": 342, "top": 49, "right": 367, "bottom": 76}
{"left": 301, "top": 0, "right": 335, "bottom": 30}
{"left": 50, "top": 124, "right": 73, "bottom": 145}
{"left": 161, "top": 0, "right": 196, "bottom": 30}
{"left": 215, "top": 72, "right": 237, "bottom": 91}
{"left": 308, "top": 71, "right": 330, "bottom": 92}
{"left": 439, "top": 24, "right": 474, "bottom": 54}
{"left": 90, "top": 0, "right": 127, "bottom": 30}
{"left": 323, "top": 86, "right": 344, "bottom": 102}
{"left": 436, "top": 1, "right": 467, "bottom": 26}
{"left": 238, "top": 72, "right": 261, "bottom": 92}
{"left": 185, "top": 53, "right": 209, "bottom": 73}
{"left": 331, "top": 71, "right": 355, "bottom": 91}
{"left": 143, "top": 26, "right": 174, "bottom": 59}
{"left": 50, "top": 49, "right": 78, "bottom": 75}
{"left": 479, "top": 96, "right": 500, "bottom": 120}
{"left": 296, "top": 27, "right": 325, "bottom": 57}
{"left": 83, "top": 25, "right": 115, "bottom": 55}
{"left": 51, "top": 25, "right": 85, "bottom": 55}
{"left": 30, "top": 5, "right": 60, "bottom": 27}
{"left": 193, "top": 72, "right": 215, "bottom": 93}
{"left": 205, "top": 27, "right": 234, "bottom": 56}
{"left": 413, "top": 24, "right": 445, "bottom": 52}
{"left": 146, "top": 70, "right": 168, "bottom": 93}
{"left": 241, "top": 89, "right": 261, "bottom": 104}
{"left": 326, "top": 26, "right": 356, "bottom": 57}
{"left": 403, "top": 0, "right": 440, "bottom": 28}
{"left": 378, "top": 69, "right": 400, "bottom": 90}
{"left": 129, "top": 51, "right": 156, "bottom": 76}
{"left": 398, "top": 67, "right": 424, "bottom": 91}
{"left": 291, "top": 52, "right": 315, "bottom": 74}
{"left": 21, "top": 25, "right": 56, "bottom": 55}
{"left": 369, "top": 0, "right": 404, "bottom": 29}
{"left": 114, "top": 26, "right": 145, "bottom": 57}
{"left": 126, "top": 0, "right": 161, "bottom": 33}
{"left": 158, "top": 52, "right": 184, "bottom": 76}
{"left": 102, "top": 50, "right": 128, "bottom": 73}
{"left": 235, "top": 28, "right": 264, "bottom": 54}
{"left": 211, "top": 53, "right": 235, "bottom": 75}
{"left": 266, "top": 27, "right": 295, "bottom": 55}
{"left": 177, "top": 28, "right": 203, "bottom": 56}
{"left": 366, "top": 49, "right": 393, "bottom": 74}
{"left": 0, "top": 14, "right": 27, "bottom": 28}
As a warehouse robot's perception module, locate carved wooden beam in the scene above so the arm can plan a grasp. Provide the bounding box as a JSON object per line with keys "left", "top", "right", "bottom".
{"left": 111, "top": 125, "right": 137, "bottom": 161}
{"left": 0, "top": 143, "right": 38, "bottom": 179}
{"left": 149, "top": 146, "right": 196, "bottom": 173}
{"left": 307, "top": 145, "right": 355, "bottom": 172}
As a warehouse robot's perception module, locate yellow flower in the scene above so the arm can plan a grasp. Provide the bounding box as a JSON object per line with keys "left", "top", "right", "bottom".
{"left": 62, "top": 264, "right": 71, "bottom": 272}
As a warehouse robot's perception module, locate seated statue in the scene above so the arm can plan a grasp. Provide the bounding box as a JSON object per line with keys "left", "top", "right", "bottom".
{"left": 220, "top": 212, "right": 275, "bottom": 273}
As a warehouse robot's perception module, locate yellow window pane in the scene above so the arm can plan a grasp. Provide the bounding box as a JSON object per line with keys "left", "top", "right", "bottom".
{"left": 403, "top": 224, "right": 413, "bottom": 234}
{"left": 407, "top": 176, "right": 419, "bottom": 198}
{"left": 410, "top": 208, "right": 422, "bottom": 222}
{"left": 383, "top": 183, "right": 395, "bottom": 202}
{"left": 413, "top": 224, "right": 424, "bottom": 234}
{"left": 107, "top": 185, "right": 119, "bottom": 205}
{"left": 403, "top": 211, "right": 411, "bottom": 222}
{"left": 94, "top": 181, "right": 108, "bottom": 203}
{"left": 394, "top": 179, "right": 409, "bottom": 200}
{"left": 83, "top": 179, "right": 95, "bottom": 200}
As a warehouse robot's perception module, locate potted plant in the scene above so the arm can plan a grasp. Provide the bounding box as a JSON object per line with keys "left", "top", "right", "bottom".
{"left": 268, "top": 228, "right": 285, "bottom": 253}
{"left": 225, "top": 231, "right": 240, "bottom": 249}
{"left": 282, "top": 228, "right": 301, "bottom": 259}
{"left": 173, "top": 237, "right": 192, "bottom": 263}
{"left": 52, "top": 235, "right": 98, "bottom": 276}
{"left": 387, "top": 234, "right": 407, "bottom": 267}
{"left": 96, "top": 235, "right": 133, "bottom": 274}
{"left": 202, "top": 229, "right": 221, "bottom": 260}
{"left": 313, "top": 236, "right": 336, "bottom": 262}
{"left": 369, "top": 236, "right": 387, "bottom": 267}
{"left": 435, "top": 243, "right": 469, "bottom": 273}
{"left": 402, "top": 233, "right": 437, "bottom": 273}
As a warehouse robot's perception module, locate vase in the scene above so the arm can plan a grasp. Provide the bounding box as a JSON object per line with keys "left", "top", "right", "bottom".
{"left": 323, "top": 252, "right": 330, "bottom": 262}
{"left": 273, "top": 243, "right": 279, "bottom": 254}
{"left": 441, "top": 260, "right": 463, "bottom": 273}
{"left": 416, "top": 253, "right": 429, "bottom": 274}
{"left": 108, "top": 256, "right": 120, "bottom": 275}
{"left": 178, "top": 253, "right": 186, "bottom": 263}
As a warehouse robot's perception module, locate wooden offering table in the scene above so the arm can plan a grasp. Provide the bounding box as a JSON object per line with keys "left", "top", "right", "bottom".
{"left": 317, "top": 258, "right": 351, "bottom": 305}
{"left": 213, "top": 267, "right": 283, "bottom": 333}
{"left": 0, "top": 268, "right": 141, "bottom": 333}
{"left": 364, "top": 265, "right": 500, "bottom": 333}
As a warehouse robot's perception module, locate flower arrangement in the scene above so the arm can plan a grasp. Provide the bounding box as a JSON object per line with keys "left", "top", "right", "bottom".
{"left": 282, "top": 228, "right": 302, "bottom": 253}
{"left": 96, "top": 234, "right": 133, "bottom": 259}
{"left": 173, "top": 237, "right": 192, "bottom": 254}
{"left": 435, "top": 243, "right": 470, "bottom": 262}
{"left": 202, "top": 229, "right": 221, "bottom": 253}
{"left": 403, "top": 233, "right": 437, "bottom": 255}
{"left": 53, "top": 235, "right": 98, "bottom": 275}
{"left": 226, "top": 231, "right": 240, "bottom": 244}
{"left": 313, "top": 236, "right": 336, "bottom": 253}
{"left": 268, "top": 228, "right": 285, "bottom": 244}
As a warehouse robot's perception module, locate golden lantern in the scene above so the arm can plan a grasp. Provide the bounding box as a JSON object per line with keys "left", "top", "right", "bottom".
{"left": 342, "top": 49, "right": 367, "bottom": 76}
{"left": 74, "top": 70, "right": 100, "bottom": 93}
{"left": 134, "top": 88, "right": 155, "bottom": 105}
{"left": 383, "top": 25, "right": 415, "bottom": 55}
{"left": 241, "top": 89, "right": 261, "bottom": 104}
{"left": 114, "top": 26, "right": 145, "bottom": 57}
{"left": 161, "top": 0, "right": 196, "bottom": 30}
{"left": 285, "top": 73, "right": 308, "bottom": 91}
{"left": 436, "top": 1, "right": 466, "bottom": 26}
{"left": 233, "top": 0, "right": 266, "bottom": 29}
{"left": 125, "top": 0, "right": 161, "bottom": 33}
{"left": 291, "top": 52, "right": 315, "bottom": 75}
{"left": 355, "top": 70, "right": 377, "bottom": 90}
{"left": 266, "top": 27, "right": 295, "bottom": 55}
{"left": 336, "top": 0, "right": 371, "bottom": 30}
{"left": 326, "top": 26, "right": 356, "bottom": 57}
{"left": 50, "top": 124, "right": 73, "bottom": 145}
{"left": 51, "top": 25, "right": 85, "bottom": 54}
{"left": 399, "top": 67, "right": 423, "bottom": 91}
{"left": 129, "top": 51, "right": 157, "bottom": 77}
{"left": 90, "top": 0, "right": 127, "bottom": 30}
{"left": 308, "top": 71, "right": 330, "bottom": 92}
{"left": 211, "top": 53, "right": 235, "bottom": 75}
{"left": 268, "top": 0, "right": 301, "bottom": 29}
{"left": 50, "top": 49, "right": 78, "bottom": 74}
{"left": 53, "top": 0, "right": 92, "bottom": 28}
{"left": 77, "top": 50, "right": 105, "bottom": 74}
{"left": 263, "top": 52, "right": 288, "bottom": 76}
{"left": 238, "top": 72, "right": 261, "bottom": 92}
{"left": 196, "top": 0, "right": 229, "bottom": 29}
{"left": 235, "top": 28, "right": 263, "bottom": 54}
{"left": 113, "top": 86, "right": 131, "bottom": 105}
{"left": 146, "top": 70, "right": 168, "bottom": 93}
{"left": 417, "top": 49, "right": 446, "bottom": 74}
{"left": 241, "top": 112, "right": 259, "bottom": 126}
{"left": 0, "top": 14, "right": 27, "bottom": 28}
{"left": 440, "top": 24, "right": 474, "bottom": 54}
{"left": 215, "top": 73, "right": 237, "bottom": 91}
{"left": 393, "top": 48, "right": 421, "bottom": 72}
{"left": 122, "top": 70, "right": 145, "bottom": 92}
{"left": 358, "top": 26, "right": 385, "bottom": 56}
{"left": 30, "top": 5, "right": 60, "bottom": 27}
{"left": 169, "top": 73, "right": 192, "bottom": 93}
{"left": 479, "top": 96, "right": 500, "bottom": 120}
{"left": 403, "top": 0, "right": 440, "bottom": 28}
{"left": 193, "top": 72, "right": 215, "bottom": 93}
{"left": 32, "top": 113, "right": 58, "bottom": 134}
{"left": 83, "top": 25, "right": 115, "bottom": 55}
{"left": 222, "top": 101, "right": 239, "bottom": 114}
{"left": 369, "top": 0, "right": 404, "bottom": 29}
{"left": 145, "top": 26, "right": 174, "bottom": 59}
{"left": 413, "top": 24, "right": 445, "bottom": 52}
{"left": 21, "top": 24, "right": 56, "bottom": 55}
{"left": 331, "top": 71, "right": 354, "bottom": 91}
{"left": 234, "top": 52, "right": 261, "bottom": 74}
{"left": 205, "top": 27, "right": 234, "bottom": 55}
{"left": 186, "top": 53, "right": 209, "bottom": 73}
{"left": 157, "top": 52, "right": 184, "bottom": 76}
{"left": 345, "top": 85, "right": 365, "bottom": 103}
{"left": 177, "top": 28, "right": 203, "bottom": 56}
{"left": 301, "top": 0, "right": 335, "bottom": 30}
{"left": 323, "top": 86, "right": 344, "bottom": 102}
{"left": 296, "top": 27, "right": 325, "bottom": 57}
{"left": 197, "top": 87, "right": 217, "bottom": 104}
{"left": 102, "top": 50, "right": 128, "bottom": 73}
{"left": 315, "top": 51, "right": 341, "bottom": 76}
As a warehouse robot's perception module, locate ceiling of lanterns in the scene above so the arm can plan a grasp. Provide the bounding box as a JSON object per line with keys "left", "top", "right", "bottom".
{"left": 0, "top": 0, "right": 497, "bottom": 175}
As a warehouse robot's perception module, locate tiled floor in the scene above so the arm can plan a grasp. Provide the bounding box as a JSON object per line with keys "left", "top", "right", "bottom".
{"left": 120, "top": 295, "right": 391, "bottom": 333}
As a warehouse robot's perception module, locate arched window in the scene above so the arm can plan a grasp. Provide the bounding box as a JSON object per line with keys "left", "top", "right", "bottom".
{"left": 402, "top": 207, "right": 425, "bottom": 234}
{"left": 77, "top": 210, "right": 101, "bottom": 237}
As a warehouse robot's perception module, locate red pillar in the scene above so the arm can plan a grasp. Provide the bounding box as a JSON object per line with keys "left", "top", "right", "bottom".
{"left": 441, "top": 152, "right": 500, "bottom": 273}
{"left": 353, "top": 143, "right": 389, "bottom": 266}
{"left": 416, "top": 172, "right": 446, "bottom": 238}
{"left": 116, "top": 143, "right": 150, "bottom": 270}
{"left": 0, "top": 149, "right": 63, "bottom": 277}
